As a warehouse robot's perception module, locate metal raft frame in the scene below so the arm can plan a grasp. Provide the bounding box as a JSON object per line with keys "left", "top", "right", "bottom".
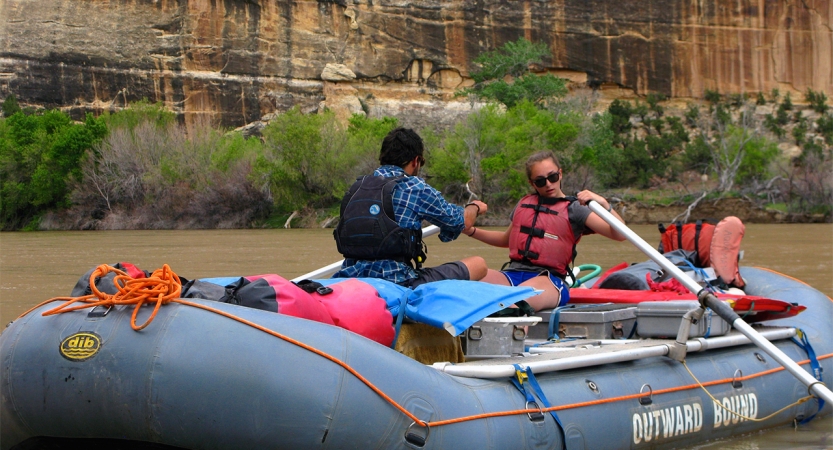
{"left": 432, "top": 326, "right": 797, "bottom": 378}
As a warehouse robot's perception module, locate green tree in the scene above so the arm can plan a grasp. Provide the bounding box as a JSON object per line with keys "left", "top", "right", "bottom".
{"left": 704, "top": 90, "right": 721, "bottom": 104}
{"left": 431, "top": 101, "right": 580, "bottom": 204}
{"left": 805, "top": 89, "right": 829, "bottom": 114}
{"left": 258, "top": 107, "right": 359, "bottom": 211}
{"left": 685, "top": 104, "right": 700, "bottom": 127}
{"left": 607, "top": 99, "right": 634, "bottom": 146}
{"left": 345, "top": 114, "right": 399, "bottom": 175}
{"left": 756, "top": 92, "right": 767, "bottom": 105}
{"left": 817, "top": 114, "right": 833, "bottom": 145}
{"left": 576, "top": 112, "right": 623, "bottom": 189}
{"left": 2, "top": 94, "right": 21, "bottom": 117}
{"left": 695, "top": 106, "right": 775, "bottom": 192}
{"left": 0, "top": 110, "right": 106, "bottom": 229}
{"left": 781, "top": 93, "right": 793, "bottom": 111}
{"left": 460, "top": 38, "right": 566, "bottom": 108}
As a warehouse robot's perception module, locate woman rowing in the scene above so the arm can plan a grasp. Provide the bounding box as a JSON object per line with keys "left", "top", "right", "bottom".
{"left": 466, "top": 151, "right": 627, "bottom": 312}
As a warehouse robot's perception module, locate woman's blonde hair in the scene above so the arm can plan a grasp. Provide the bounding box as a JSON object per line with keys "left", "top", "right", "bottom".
{"left": 525, "top": 151, "right": 560, "bottom": 179}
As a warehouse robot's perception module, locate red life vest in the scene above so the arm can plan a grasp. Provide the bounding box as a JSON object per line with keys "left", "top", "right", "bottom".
{"left": 658, "top": 220, "right": 715, "bottom": 266}
{"left": 657, "top": 217, "right": 746, "bottom": 288}
{"left": 508, "top": 194, "right": 578, "bottom": 276}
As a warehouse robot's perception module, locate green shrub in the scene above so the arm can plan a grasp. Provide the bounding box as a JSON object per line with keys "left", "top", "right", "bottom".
{"left": 756, "top": 92, "right": 767, "bottom": 105}
{"left": 608, "top": 99, "right": 633, "bottom": 138}
{"left": 0, "top": 110, "right": 106, "bottom": 229}
{"left": 431, "top": 101, "right": 583, "bottom": 203}
{"left": 620, "top": 139, "right": 658, "bottom": 188}
{"left": 792, "top": 119, "right": 808, "bottom": 146}
{"left": 704, "top": 90, "right": 721, "bottom": 104}
{"left": 646, "top": 93, "right": 665, "bottom": 116}
{"left": 460, "top": 38, "right": 567, "bottom": 108}
{"left": 258, "top": 107, "right": 354, "bottom": 211}
{"left": 805, "top": 89, "right": 829, "bottom": 114}
{"left": 2, "top": 94, "right": 21, "bottom": 117}
{"left": 102, "top": 100, "right": 176, "bottom": 130}
{"left": 763, "top": 114, "right": 785, "bottom": 138}
{"left": 817, "top": 114, "right": 833, "bottom": 145}
{"left": 781, "top": 93, "right": 793, "bottom": 111}
{"left": 685, "top": 104, "right": 700, "bottom": 127}
{"left": 735, "top": 131, "right": 779, "bottom": 185}
{"left": 682, "top": 136, "right": 712, "bottom": 173}
{"left": 666, "top": 116, "right": 689, "bottom": 143}
{"left": 727, "top": 93, "right": 748, "bottom": 108}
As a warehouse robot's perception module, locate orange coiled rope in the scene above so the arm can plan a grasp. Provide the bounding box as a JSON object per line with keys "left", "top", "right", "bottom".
{"left": 40, "top": 264, "right": 181, "bottom": 331}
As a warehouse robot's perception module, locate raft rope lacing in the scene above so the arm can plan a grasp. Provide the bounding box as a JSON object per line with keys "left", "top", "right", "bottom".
{"left": 681, "top": 360, "right": 813, "bottom": 422}
{"left": 23, "top": 264, "right": 832, "bottom": 431}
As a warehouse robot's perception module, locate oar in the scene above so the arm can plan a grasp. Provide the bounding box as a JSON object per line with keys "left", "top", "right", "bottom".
{"left": 587, "top": 201, "right": 833, "bottom": 404}
{"left": 291, "top": 225, "right": 441, "bottom": 282}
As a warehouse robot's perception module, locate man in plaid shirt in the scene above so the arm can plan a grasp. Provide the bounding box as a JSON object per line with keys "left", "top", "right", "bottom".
{"left": 333, "top": 128, "right": 488, "bottom": 288}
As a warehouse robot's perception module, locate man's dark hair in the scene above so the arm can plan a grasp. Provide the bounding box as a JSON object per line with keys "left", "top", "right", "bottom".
{"left": 379, "top": 127, "right": 424, "bottom": 167}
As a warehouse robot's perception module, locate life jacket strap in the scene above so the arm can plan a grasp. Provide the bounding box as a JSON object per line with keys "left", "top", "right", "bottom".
{"left": 517, "top": 250, "right": 540, "bottom": 260}
{"left": 520, "top": 226, "right": 545, "bottom": 238}
{"left": 521, "top": 204, "right": 560, "bottom": 215}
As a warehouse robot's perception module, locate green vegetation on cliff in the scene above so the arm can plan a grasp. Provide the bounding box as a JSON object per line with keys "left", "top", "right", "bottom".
{"left": 1, "top": 38, "right": 830, "bottom": 230}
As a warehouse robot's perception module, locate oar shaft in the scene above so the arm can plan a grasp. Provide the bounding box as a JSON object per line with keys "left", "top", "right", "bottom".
{"left": 588, "top": 202, "right": 702, "bottom": 294}
{"left": 290, "top": 225, "right": 441, "bottom": 282}
{"left": 588, "top": 201, "right": 833, "bottom": 404}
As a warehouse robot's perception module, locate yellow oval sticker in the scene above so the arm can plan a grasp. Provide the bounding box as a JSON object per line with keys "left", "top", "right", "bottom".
{"left": 59, "top": 332, "right": 102, "bottom": 361}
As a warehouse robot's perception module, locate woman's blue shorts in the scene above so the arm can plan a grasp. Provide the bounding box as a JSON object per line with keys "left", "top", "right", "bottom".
{"left": 501, "top": 270, "right": 570, "bottom": 307}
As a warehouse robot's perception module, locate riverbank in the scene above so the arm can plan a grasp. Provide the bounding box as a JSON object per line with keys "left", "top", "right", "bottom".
{"left": 270, "top": 196, "right": 829, "bottom": 231}
{"left": 616, "top": 197, "right": 830, "bottom": 225}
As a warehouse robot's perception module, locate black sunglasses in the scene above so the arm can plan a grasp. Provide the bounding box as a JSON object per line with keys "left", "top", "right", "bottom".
{"left": 417, "top": 155, "right": 426, "bottom": 166}
{"left": 532, "top": 172, "right": 560, "bottom": 188}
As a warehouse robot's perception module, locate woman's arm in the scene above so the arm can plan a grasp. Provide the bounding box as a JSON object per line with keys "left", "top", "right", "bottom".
{"left": 465, "top": 224, "right": 512, "bottom": 248}
{"left": 576, "top": 190, "right": 627, "bottom": 241}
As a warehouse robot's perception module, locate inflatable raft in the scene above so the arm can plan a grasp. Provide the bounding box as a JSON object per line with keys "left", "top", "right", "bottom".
{"left": 1, "top": 265, "right": 831, "bottom": 450}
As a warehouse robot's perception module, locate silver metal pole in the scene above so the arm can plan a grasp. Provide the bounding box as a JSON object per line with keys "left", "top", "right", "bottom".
{"left": 433, "top": 328, "right": 797, "bottom": 379}
{"left": 291, "top": 225, "right": 441, "bottom": 282}
{"left": 586, "top": 201, "right": 833, "bottom": 404}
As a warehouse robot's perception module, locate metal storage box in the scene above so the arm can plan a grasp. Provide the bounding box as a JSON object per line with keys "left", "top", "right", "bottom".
{"left": 461, "top": 317, "right": 541, "bottom": 358}
{"left": 527, "top": 304, "right": 637, "bottom": 341}
{"left": 637, "top": 300, "right": 731, "bottom": 338}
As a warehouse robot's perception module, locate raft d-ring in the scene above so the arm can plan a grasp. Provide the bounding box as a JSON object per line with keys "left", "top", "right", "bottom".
{"left": 807, "top": 381, "right": 827, "bottom": 398}
{"left": 639, "top": 384, "right": 653, "bottom": 405}
{"left": 404, "top": 421, "right": 430, "bottom": 447}
{"left": 526, "top": 400, "right": 545, "bottom": 422}
{"left": 732, "top": 369, "right": 743, "bottom": 388}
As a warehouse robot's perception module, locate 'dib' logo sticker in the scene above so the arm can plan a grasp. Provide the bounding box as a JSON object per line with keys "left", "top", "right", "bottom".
{"left": 369, "top": 204, "right": 381, "bottom": 215}
{"left": 59, "top": 332, "right": 102, "bottom": 361}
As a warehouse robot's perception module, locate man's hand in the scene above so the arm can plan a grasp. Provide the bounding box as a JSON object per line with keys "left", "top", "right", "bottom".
{"left": 464, "top": 200, "right": 487, "bottom": 229}
{"left": 467, "top": 200, "right": 487, "bottom": 216}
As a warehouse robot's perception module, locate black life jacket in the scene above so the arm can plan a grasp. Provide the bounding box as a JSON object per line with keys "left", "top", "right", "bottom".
{"left": 334, "top": 175, "right": 423, "bottom": 264}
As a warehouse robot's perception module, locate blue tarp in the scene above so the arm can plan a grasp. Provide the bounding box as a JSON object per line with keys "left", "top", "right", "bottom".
{"left": 318, "top": 278, "right": 537, "bottom": 336}
{"left": 200, "top": 276, "right": 537, "bottom": 337}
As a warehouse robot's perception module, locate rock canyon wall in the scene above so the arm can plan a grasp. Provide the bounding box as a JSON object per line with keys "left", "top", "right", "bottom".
{"left": 1, "top": 0, "right": 831, "bottom": 128}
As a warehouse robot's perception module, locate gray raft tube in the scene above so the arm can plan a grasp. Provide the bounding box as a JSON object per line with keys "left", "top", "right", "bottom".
{"left": 1, "top": 267, "right": 830, "bottom": 450}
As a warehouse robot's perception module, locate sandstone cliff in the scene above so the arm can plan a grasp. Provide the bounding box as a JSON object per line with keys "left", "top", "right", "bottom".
{"left": 1, "top": 0, "right": 830, "bottom": 128}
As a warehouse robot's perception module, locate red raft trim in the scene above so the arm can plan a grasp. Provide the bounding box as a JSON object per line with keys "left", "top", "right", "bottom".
{"left": 568, "top": 288, "right": 806, "bottom": 322}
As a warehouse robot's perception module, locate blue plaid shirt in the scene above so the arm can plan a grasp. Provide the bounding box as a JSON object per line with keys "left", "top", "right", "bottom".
{"left": 333, "top": 165, "right": 466, "bottom": 284}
